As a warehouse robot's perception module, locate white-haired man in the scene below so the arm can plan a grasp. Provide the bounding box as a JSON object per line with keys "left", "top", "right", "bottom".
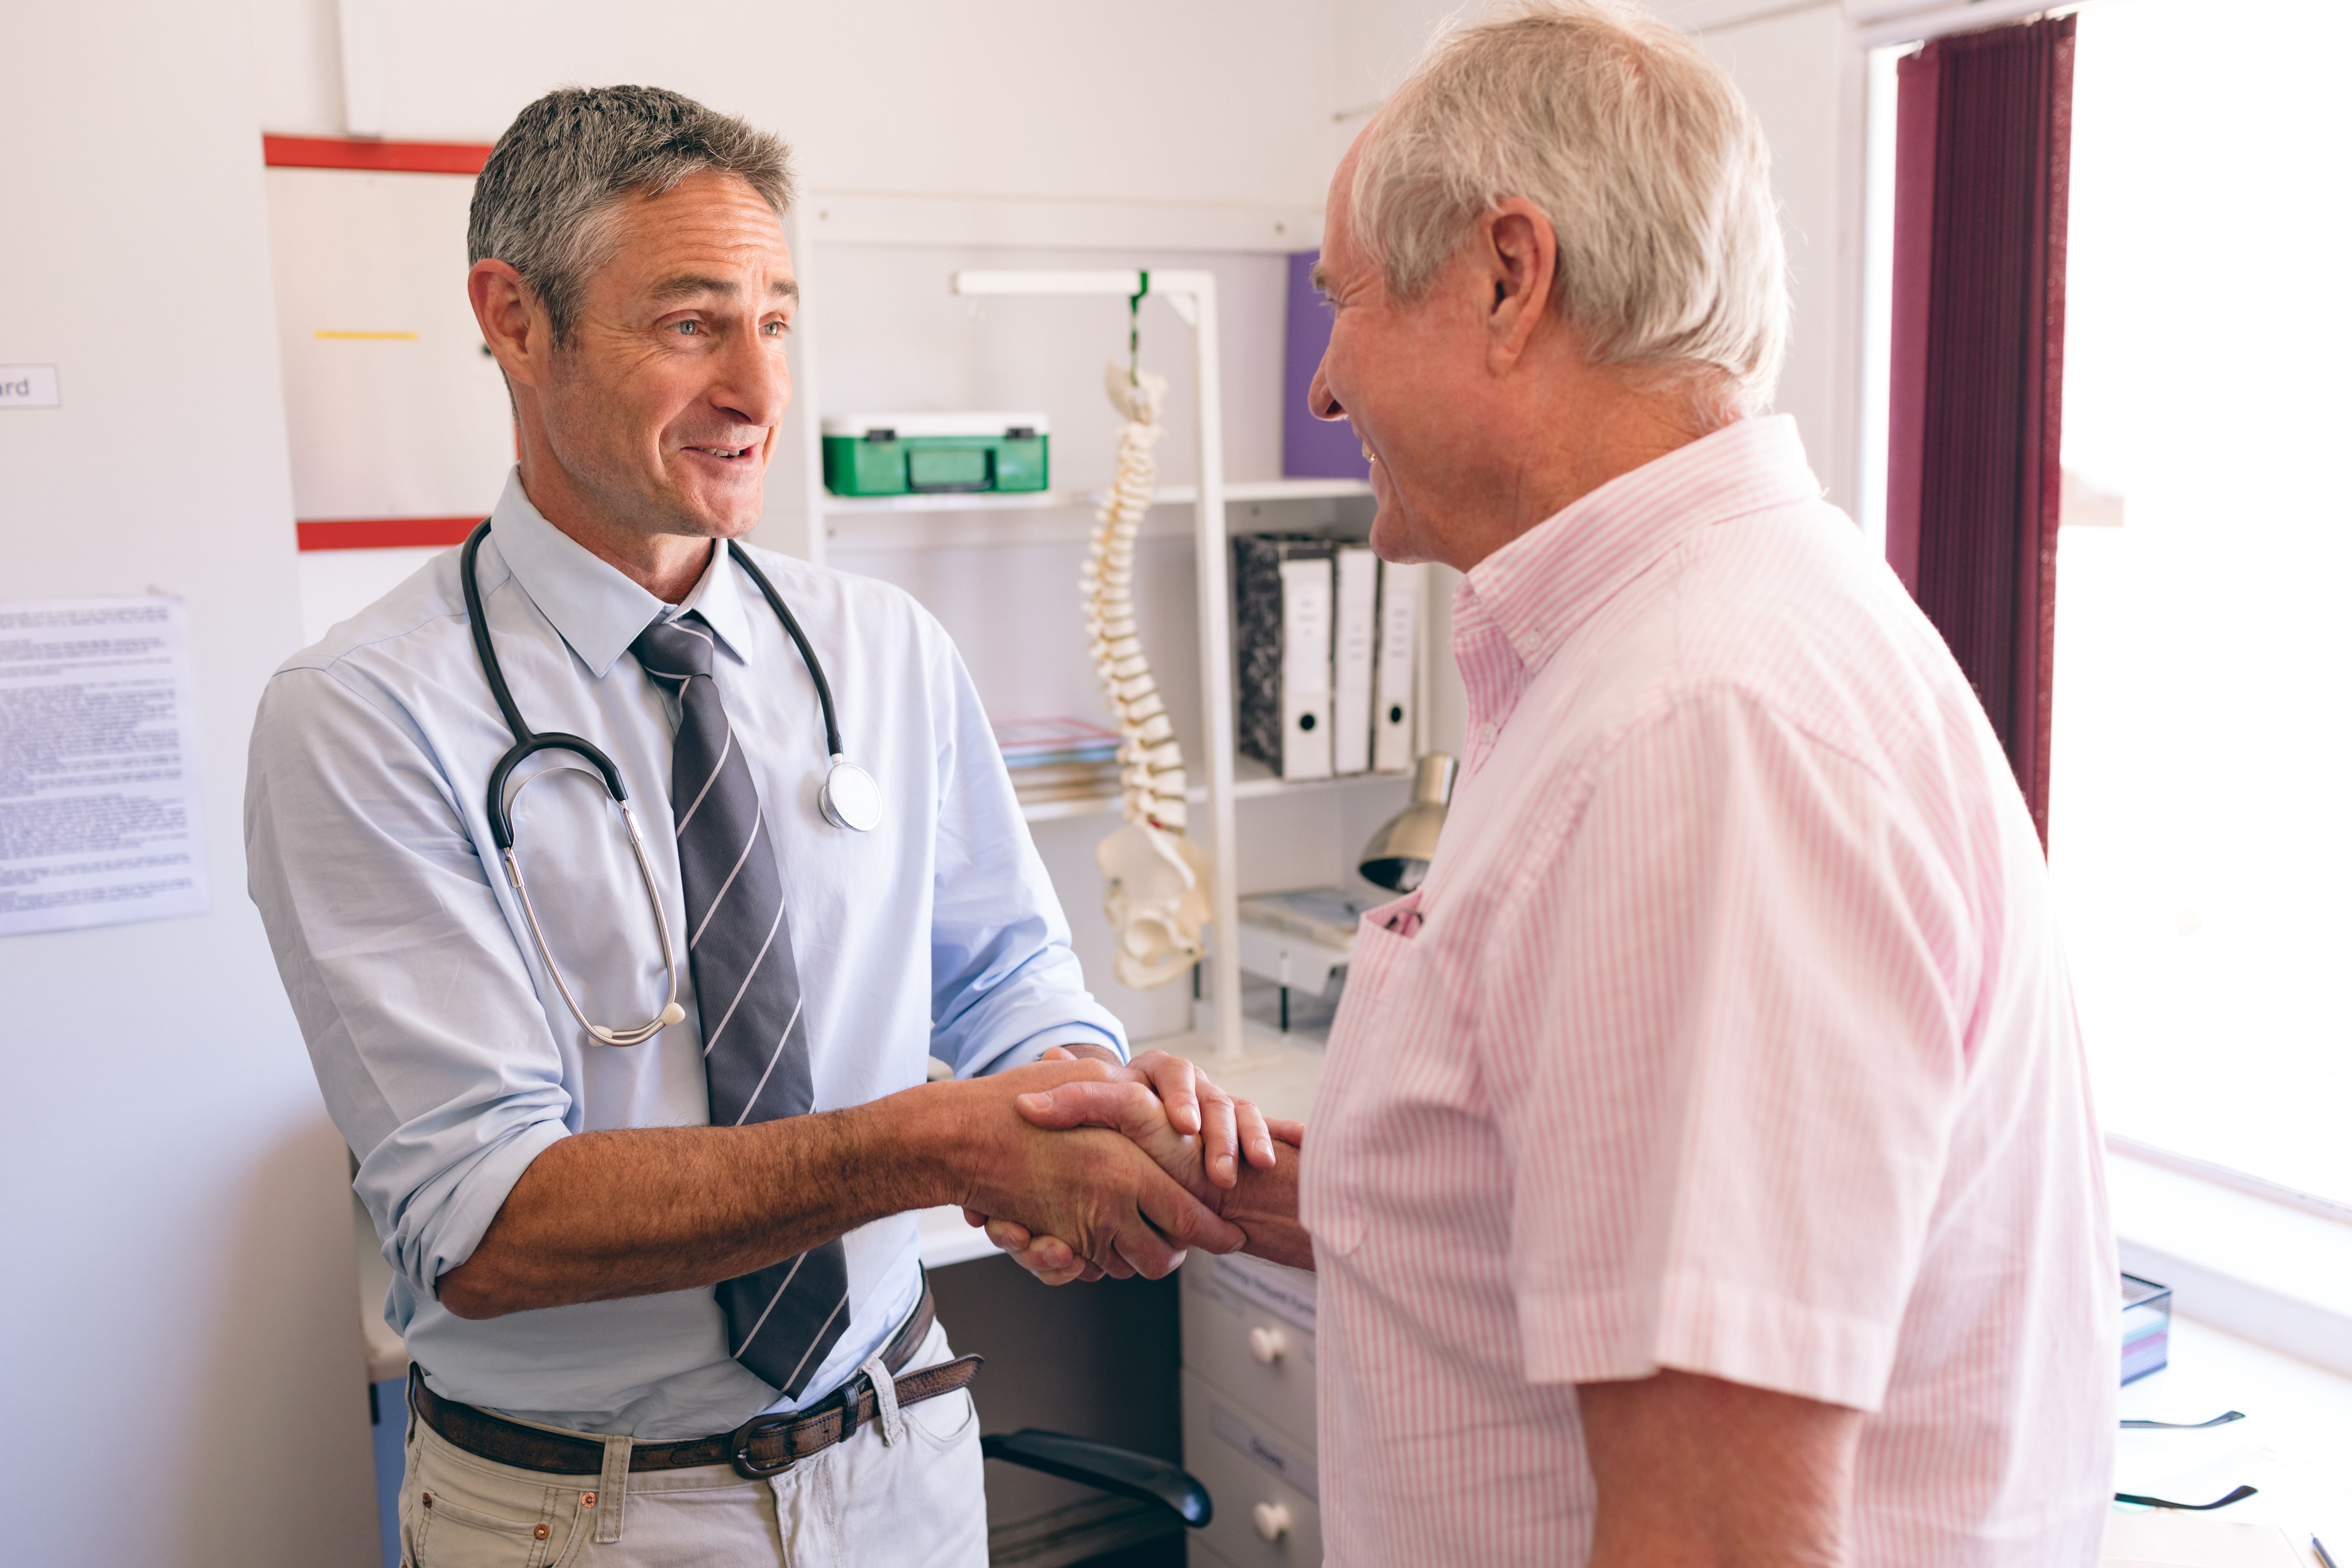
{"left": 1003, "top": 4, "right": 2118, "bottom": 1563}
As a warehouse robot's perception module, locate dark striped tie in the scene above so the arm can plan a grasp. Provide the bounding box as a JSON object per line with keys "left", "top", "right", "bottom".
{"left": 631, "top": 611, "right": 849, "bottom": 1399}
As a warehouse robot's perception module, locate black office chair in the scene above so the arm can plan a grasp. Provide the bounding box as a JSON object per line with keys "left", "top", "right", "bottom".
{"left": 981, "top": 1428, "right": 1212, "bottom": 1530}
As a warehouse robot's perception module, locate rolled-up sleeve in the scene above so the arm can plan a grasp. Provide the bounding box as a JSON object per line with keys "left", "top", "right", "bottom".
{"left": 244, "top": 662, "right": 574, "bottom": 1301}
{"left": 922, "top": 640, "right": 1125, "bottom": 1076}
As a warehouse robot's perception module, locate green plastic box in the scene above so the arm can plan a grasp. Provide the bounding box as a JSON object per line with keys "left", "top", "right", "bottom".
{"left": 821, "top": 413, "right": 1051, "bottom": 497}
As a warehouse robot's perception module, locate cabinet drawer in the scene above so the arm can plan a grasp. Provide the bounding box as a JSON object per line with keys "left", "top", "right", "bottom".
{"left": 1187, "top": 1537, "right": 1244, "bottom": 1568}
{"left": 1181, "top": 1252, "right": 1318, "bottom": 1452}
{"left": 1183, "top": 1370, "right": 1323, "bottom": 1567}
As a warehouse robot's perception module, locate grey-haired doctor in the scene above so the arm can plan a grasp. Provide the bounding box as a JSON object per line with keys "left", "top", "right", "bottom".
{"left": 245, "top": 84, "right": 1275, "bottom": 1567}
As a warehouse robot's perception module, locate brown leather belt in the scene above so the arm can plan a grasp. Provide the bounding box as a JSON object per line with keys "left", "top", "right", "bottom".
{"left": 408, "top": 1275, "right": 981, "bottom": 1480}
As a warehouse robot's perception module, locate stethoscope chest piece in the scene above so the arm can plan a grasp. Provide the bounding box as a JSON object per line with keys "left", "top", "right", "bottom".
{"left": 819, "top": 755, "right": 883, "bottom": 833}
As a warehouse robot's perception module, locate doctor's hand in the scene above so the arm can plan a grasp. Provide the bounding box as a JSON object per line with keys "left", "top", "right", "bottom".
{"left": 978, "top": 1072, "right": 1314, "bottom": 1278}
{"left": 943, "top": 1057, "right": 1247, "bottom": 1282}
{"left": 962, "top": 1046, "right": 1279, "bottom": 1283}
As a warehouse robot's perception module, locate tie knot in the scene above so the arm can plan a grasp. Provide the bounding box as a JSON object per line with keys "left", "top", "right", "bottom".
{"left": 631, "top": 612, "right": 718, "bottom": 684}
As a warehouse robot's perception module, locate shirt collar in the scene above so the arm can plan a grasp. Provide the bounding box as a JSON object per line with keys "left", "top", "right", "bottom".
{"left": 487, "top": 468, "right": 759, "bottom": 678}
{"left": 1458, "top": 414, "right": 1824, "bottom": 676}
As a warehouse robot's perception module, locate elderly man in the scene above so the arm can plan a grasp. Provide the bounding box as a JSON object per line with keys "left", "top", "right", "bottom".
{"left": 245, "top": 86, "right": 1274, "bottom": 1567}
{"left": 1006, "top": 4, "right": 2118, "bottom": 1563}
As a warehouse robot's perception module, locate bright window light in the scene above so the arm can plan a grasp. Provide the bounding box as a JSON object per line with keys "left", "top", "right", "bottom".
{"left": 2047, "top": 0, "right": 2352, "bottom": 1203}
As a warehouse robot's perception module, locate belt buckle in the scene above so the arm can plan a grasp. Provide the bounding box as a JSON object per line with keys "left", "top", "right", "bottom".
{"left": 729, "top": 1412, "right": 796, "bottom": 1479}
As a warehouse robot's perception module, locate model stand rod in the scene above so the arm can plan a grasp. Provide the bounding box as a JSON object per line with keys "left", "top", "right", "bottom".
{"left": 950, "top": 270, "right": 1244, "bottom": 1062}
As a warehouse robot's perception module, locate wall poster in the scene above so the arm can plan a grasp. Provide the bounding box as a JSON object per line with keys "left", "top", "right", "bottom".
{"left": 0, "top": 596, "right": 210, "bottom": 935}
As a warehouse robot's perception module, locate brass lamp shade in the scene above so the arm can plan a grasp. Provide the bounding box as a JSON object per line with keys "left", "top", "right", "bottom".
{"left": 1358, "top": 753, "right": 1457, "bottom": 892}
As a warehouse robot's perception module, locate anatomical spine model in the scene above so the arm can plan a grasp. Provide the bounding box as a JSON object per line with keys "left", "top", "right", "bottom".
{"left": 1082, "top": 361, "right": 1211, "bottom": 988}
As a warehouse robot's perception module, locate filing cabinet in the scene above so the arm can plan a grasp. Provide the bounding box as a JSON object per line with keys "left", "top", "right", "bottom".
{"left": 1183, "top": 1371, "right": 1323, "bottom": 1567}
{"left": 1181, "top": 1249, "right": 1322, "bottom": 1566}
{"left": 1163, "top": 1031, "right": 1329, "bottom": 1567}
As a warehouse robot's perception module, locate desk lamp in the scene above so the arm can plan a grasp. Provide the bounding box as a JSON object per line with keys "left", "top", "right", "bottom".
{"left": 1358, "top": 754, "right": 1457, "bottom": 892}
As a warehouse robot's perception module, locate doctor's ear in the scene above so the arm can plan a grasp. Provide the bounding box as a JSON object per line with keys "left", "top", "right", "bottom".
{"left": 469, "top": 259, "right": 548, "bottom": 388}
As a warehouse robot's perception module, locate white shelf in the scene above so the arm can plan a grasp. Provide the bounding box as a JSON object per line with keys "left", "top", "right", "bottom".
{"left": 1018, "top": 765, "right": 1407, "bottom": 825}
{"left": 819, "top": 476, "right": 1370, "bottom": 516}
{"left": 1144, "top": 1022, "right": 1327, "bottom": 1118}
{"left": 1175, "top": 478, "right": 1376, "bottom": 505}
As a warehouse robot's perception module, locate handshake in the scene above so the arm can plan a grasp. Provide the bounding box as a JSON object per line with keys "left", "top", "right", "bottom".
{"left": 944, "top": 1046, "right": 1313, "bottom": 1282}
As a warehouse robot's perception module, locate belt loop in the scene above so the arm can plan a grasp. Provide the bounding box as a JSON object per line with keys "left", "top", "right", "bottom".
{"left": 862, "top": 1352, "right": 906, "bottom": 1446}
{"left": 593, "top": 1434, "right": 632, "bottom": 1545}
{"left": 835, "top": 1372, "right": 865, "bottom": 1451}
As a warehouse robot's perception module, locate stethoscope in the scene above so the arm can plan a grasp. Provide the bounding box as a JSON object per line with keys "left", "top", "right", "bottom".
{"left": 460, "top": 519, "right": 882, "bottom": 1047}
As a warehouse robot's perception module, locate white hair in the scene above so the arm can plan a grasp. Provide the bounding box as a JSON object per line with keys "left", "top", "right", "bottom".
{"left": 1350, "top": 0, "right": 1788, "bottom": 421}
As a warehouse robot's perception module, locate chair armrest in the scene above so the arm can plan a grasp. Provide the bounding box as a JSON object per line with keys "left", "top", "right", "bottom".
{"left": 980, "top": 1429, "right": 1212, "bottom": 1527}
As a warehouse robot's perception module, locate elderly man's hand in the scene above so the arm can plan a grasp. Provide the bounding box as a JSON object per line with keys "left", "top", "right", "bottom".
{"left": 947, "top": 1056, "right": 1246, "bottom": 1279}
{"left": 1021, "top": 1045, "right": 1278, "bottom": 1187}
{"left": 960, "top": 1046, "right": 1281, "bottom": 1282}
{"left": 974, "top": 1063, "right": 1313, "bottom": 1278}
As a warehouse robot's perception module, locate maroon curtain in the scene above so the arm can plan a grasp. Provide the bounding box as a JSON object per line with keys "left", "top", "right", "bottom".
{"left": 1886, "top": 15, "right": 2076, "bottom": 846}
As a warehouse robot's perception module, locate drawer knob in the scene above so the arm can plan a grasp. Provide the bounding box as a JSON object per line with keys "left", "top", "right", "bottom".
{"left": 1253, "top": 1501, "right": 1293, "bottom": 1541}
{"left": 1248, "top": 1326, "right": 1288, "bottom": 1365}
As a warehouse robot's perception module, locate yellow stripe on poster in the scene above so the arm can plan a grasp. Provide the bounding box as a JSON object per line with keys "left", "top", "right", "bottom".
{"left": 313, "top": 330, "right": 420, "bottom": 341}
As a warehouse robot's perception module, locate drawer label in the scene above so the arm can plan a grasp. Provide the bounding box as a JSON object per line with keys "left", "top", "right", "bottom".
{"left": 1212, "top": 1402, "right": 1318, "bottom": 1502}
{"left": 1197, "top": 1251, "right": 1316, "bottom": 1334}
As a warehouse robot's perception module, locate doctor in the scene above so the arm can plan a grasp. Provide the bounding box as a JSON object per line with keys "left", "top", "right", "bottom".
{"left": 245, "top": 84, "right": 1268, "bottom": 1567}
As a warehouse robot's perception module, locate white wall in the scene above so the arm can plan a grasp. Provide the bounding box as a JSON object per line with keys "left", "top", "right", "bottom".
{"left": 1689, "top": 0, "right": 1868, "bottom": 515}
{"left": 251, "top": 0, "right": 1344, "bottom": 209}
{"left": 0, "top": 4, "right": 379, "bottom": 1564}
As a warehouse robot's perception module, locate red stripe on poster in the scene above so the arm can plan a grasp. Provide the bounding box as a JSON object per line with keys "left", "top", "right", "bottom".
{"left": 296, "top": 517, "right": 481, "bottom": 551}
{"left": 262, "top": 135, "right": 493, "bottom": 175}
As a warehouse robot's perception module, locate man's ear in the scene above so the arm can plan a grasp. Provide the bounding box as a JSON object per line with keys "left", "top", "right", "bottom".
{"left": 469, "top": 259, "right": 547, "bottom": 391}
{"left": 1480, "top": 199, "right": 1558, "bottom": 374}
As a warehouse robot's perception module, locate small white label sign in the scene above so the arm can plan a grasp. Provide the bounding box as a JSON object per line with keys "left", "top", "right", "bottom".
{"left": 0, "top": 365, "right": 61, "bottom": 407}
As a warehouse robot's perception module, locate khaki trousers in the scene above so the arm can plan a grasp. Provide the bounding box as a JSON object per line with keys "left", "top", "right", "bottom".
{"left": 397, "top": 1319, "right": 987, "bottom": 1568}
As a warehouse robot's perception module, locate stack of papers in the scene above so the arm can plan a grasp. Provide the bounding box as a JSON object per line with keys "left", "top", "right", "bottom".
{"left": 1236, "top": 888, "right": 1378, "bottom": 952}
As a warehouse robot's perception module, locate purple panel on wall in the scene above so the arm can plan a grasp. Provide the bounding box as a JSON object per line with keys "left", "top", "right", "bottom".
{"left": 1283, "top": 250, "right": 1370, "bottom": 480}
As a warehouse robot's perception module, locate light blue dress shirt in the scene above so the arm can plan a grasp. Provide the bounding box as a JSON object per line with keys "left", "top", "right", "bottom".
{"left": 245, "top": 471, "right": 1123, "bottom": 1439}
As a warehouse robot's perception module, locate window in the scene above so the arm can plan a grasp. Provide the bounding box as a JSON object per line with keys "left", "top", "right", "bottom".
{"left": 2045, "top": 0, "right": 2352, "bottom": 1205}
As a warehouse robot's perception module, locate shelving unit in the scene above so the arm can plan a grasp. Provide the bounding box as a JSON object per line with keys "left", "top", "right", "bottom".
{"left": 819, "top": 476, "right": 1371, "bottom": 516}
{"left": 1016, "top": 762, "right": 1400, "bottom": 825}
{"left": 943, "top": 267, "right": 1256, "bottom": 1059}
{"left": 769, "top": 198, "right": 1409, "bottom": 1568}
{"left": 780, "top": 222, "right": 1414, "bottom": 1066}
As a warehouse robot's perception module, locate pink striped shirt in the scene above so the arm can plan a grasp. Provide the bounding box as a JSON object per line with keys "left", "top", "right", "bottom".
{"left": 1300, "top": 416, "right": 2116, "bottom": 1566}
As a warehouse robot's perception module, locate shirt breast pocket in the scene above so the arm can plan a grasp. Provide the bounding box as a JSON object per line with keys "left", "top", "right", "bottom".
{"left": 1301, "top": 890, "right": 1427, "bottom": 1258}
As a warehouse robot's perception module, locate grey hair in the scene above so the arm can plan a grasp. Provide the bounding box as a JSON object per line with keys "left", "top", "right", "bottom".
{"left": 469, "top": 85, "right": 794, "bottom": 344}
{"left": 1351, "top": 0, "right": 1787, "bottom": 421}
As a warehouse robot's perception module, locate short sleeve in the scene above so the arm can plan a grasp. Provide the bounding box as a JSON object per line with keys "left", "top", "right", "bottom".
{"left": 1481, "top": 686, "right": 1969, "bottom": 1411}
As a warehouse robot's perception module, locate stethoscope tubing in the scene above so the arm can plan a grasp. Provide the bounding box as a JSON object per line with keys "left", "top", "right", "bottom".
{"left": 457, "top": 519, "right": 862, "bottom": 1046}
